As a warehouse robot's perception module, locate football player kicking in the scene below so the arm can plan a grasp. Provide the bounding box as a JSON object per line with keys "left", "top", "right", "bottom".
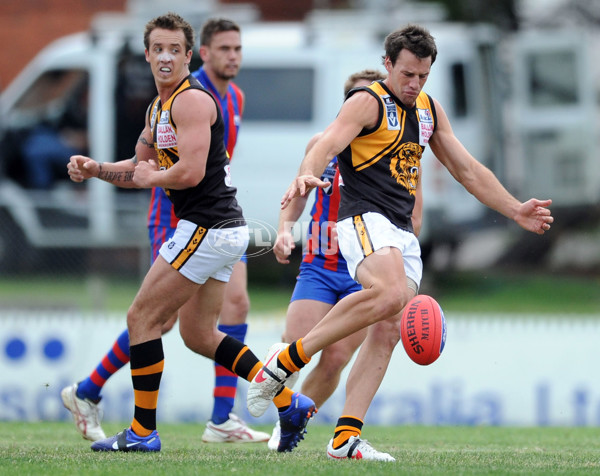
{"left": 248, "top": 24, "right": 553, "bottom": 460}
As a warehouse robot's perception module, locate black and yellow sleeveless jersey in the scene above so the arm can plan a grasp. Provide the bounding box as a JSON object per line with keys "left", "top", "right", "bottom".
{"left": 337, "top": 80, "right": 437, "bottom": 233}
{"left": 148, "top": 74, "right": 244, "bottom": 229}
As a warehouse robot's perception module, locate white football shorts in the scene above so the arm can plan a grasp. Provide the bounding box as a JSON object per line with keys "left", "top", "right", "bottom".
{"left": 159, "top": 219, "right": 249, "bottom": 284}
{"left": 337, "top": 211, "right": 422, "bottom": 289}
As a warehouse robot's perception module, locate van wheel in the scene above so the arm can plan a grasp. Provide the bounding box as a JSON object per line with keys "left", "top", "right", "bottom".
{"left": 0, "top": 209, "right": 32, "bottom": 274}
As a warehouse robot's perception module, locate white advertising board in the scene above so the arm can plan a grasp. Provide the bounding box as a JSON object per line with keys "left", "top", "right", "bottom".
{"left": 1, "top": 312, "right": 599, "bottom": 427}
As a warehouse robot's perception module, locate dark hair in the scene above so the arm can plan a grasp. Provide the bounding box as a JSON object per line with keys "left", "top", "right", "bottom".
{"left": 144, "top": 12, "right": 195, "bottom": 53}
{"left": 382, "top": 24, "right": 437, "bottom": 66}
{"left": 344, "top": 69, "right": 386, "bottom": 96}
{"left": 200, "top": 18, "right": 241, "bottom": 46}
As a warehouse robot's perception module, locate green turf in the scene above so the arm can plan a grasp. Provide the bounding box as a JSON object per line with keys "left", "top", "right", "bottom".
{"left": 0, "top": 277, "right": 292, "bottom": 314}
{"left": 429, "top": 271, "right": 600, "bottom": 314}
{"left": 1, "top": 423, "right": 600, "bottom": 475}
{"left": 1, "top": 271, "right": 599, "bottom": 314}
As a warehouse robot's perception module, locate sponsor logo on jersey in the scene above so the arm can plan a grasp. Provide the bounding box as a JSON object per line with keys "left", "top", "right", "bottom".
{"left": 224, "top": 164, "right": 232, "bottom": 187}
{"left": 159, "top": 110, "right": 170, "bottom": 124}
{"left": 418, "top": 108, "right": 433, "bottom": 123}
{"left": 157, "top": 111, "right": 177, "bottom": 149}
{"left": 150, "top": 103, "right": 159, "bottom": 129}
{"left": 383, "top": 95, "right": 401, "bottom": 131}
{"left": 417, "top": 108, "right": 434, "bottom": 145}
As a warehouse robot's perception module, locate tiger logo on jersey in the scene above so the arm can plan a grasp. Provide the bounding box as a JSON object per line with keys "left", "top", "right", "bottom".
{"left": 156, "top": 150, "right": 175, "bottom": 196}
{"left": 389, "top": 142, "right": 422, "bottom": 195}
{"left": 156, "top": 149, "right": 174, "bottom": 171}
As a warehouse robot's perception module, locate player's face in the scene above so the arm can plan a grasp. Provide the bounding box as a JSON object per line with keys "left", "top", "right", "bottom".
{"left": 200, "top": 30, "right": 242, "bottom": 81}
{"left": 385, "top": 48, "right": 431, "bottom": 107}
{"left": 146, "top": 28, "right": 192, "bottom": 88}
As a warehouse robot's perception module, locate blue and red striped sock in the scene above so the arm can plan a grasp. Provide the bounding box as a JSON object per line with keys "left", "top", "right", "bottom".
{"left": 211, "top": 323, "right": 247, "bottom": 424}
{"left": 76, "top": 329, "right": 130, "bottom": 401}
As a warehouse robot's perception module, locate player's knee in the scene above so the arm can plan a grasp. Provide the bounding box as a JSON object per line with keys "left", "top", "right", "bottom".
{"left": 223, "top": 290, "right": 250, "bottom": 320}
{"left": 160, "top": 320, "right": 175, "bottom": 334}
{"left": 126, "top": 303, "right": 148, "bottom": 331}
{"left": 372, "top": 288, "right": 408, "bottom": 322}
{"left": 371, "top": 318, "right": 402, "bottom": 350}
{"left": 160, "top": 313, "right": 178, "bottom": 334}
{"left": 319, "top": 345, "right": 353, "bottom": 375}
{"left": 179, "top": 326, "right": 213, "bottom": 357}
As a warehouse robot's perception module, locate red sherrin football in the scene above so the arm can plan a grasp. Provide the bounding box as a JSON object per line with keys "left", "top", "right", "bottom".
{"left": 400, "top": 294, "right": 446, "bottom": 365}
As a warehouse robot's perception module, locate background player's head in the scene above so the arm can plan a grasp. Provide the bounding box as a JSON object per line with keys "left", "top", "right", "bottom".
{"left": 199, "top": 18, "right": 242, "bottom": 81}
{"left": 344, "top": 69, "right": 386, "bottom": 97}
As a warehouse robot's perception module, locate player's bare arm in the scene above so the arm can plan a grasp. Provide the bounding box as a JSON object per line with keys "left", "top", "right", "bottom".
{"left": 68, "top": 154, "right": 140, "bottom": 187}
{"left": 133, "top": 89, "right": 213, "bottom": 189}
{"left": 274, "top": 194, "right": 309, "bottom": 264}
{"left": 275, "top": 132, "right": 324, "bottom": 263}
{"left": 429, "top": 99, "right": 553, "bottom": 234}
{"left": 67, "top": 120, "right": 156, "bottom": 187}
{"left": 281, "top": 91, "right": 377, "bottom": 209}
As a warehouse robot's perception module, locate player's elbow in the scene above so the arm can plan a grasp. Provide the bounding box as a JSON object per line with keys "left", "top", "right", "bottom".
{"left": 411, "top": 217, "right": 422, "bottom": 237}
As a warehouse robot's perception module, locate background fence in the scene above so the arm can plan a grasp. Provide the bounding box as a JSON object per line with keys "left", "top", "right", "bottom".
{"left": 3, "top": 311, "right": 600, "bottom": 427}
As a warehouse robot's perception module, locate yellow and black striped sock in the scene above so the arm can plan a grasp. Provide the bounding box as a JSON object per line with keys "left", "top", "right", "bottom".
{"left": 277, "top": 339, "right": 310, "bottom": 376}
{"left": 273, "top": 386, "right": 294, "bottom": 411}
{"left": 130, "top": 338, "right": 164, "bottom": 437}
{"left": 332, "top": 415, "right": 363, "bottom": 449}
{"left": 214, "top": 335, "right": 262, "bottom": 382}
{"left": 215, "top": 335, "right": 296, "bottom": 412}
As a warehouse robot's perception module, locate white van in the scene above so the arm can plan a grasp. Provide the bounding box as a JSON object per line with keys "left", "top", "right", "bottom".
{"left": 3, "top": 7, "right": 592, "bottom": 272}
{"left": 0, "top": 11, "right": 500, "bottom": 271}
{"left": 0, "top": 28, "right": 156, "bottom": 271}
{"left": 233, "top": 19, "right": 504, "bottom": 258}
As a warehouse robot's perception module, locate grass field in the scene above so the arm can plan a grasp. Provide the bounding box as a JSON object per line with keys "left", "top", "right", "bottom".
{"left": 1, "top": 270, "right": 599, "bottom": 314}
{"left": 2, "top": 423, "right": 600, "bottom": 475}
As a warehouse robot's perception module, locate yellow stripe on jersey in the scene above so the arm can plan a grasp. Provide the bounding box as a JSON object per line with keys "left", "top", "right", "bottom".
{"left": 170, "top": 226, "right": 207, "bottom": 270}
{"left": 352, "top": 215, "right": 374, "bottom": 257}
{"left": 354, "top": 111, "right": 406, "bottom": 172}
{"left": 350, "top": 83, "right": 410, "bottom": 172}
{"left": 415, "top": 93, "right": 435, "bottom": 129}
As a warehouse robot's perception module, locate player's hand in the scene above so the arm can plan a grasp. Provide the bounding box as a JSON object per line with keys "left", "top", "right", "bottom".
{"left": 281, "top": 175, "right": 329, "bottom": 209}
{"left": 515, "top": 198, "right": 553, "bottom": 234}
{"left": 133, "top": 159, "right": 158, "bottom": 188}
{"left": 273, "top": 230, "right": 296, "bottom": 264}
{"left": 67, "top": 155, "right": 98, "bottom": 182}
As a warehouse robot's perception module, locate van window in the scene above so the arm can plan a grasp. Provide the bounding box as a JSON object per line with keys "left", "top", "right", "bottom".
{"left": 10, "top": 70, "right": 88, "bottom": 128}
{"left": 1, "top": 69, "right": 89, "bottom": 188}
{"left": 115, "top": 53, "right": 157, "bottom": 159}
{"left": 526, "top": 50, "right": 578, "bottom": 107}
{"left": 450, "top": 62, "right": 468, "bottom": 118}
{"left": 234, "top": 67, "right": 314, "bottom": 121}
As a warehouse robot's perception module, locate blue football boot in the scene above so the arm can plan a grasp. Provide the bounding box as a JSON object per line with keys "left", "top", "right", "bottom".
{"left": 278, "top": 392, "right": 317, "bottom": 452}
{"left": 91, "top": 428, "right": 161, "bottom": 452}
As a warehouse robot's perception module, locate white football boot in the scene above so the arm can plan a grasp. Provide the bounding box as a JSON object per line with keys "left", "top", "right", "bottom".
{"left": 267, "top": 420, "right": 281, "bottom": 451}
{"left": 246, "top": 343, "right": 290, "bottom": 417}
{"left": 201, "top": 413, "right": 270, "bottom": 443}
{"left": 61, "top": 383, "right": 106, "bottom": 441}
{"left": 326, "top": 436, "right": 396, "bottom": 461}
